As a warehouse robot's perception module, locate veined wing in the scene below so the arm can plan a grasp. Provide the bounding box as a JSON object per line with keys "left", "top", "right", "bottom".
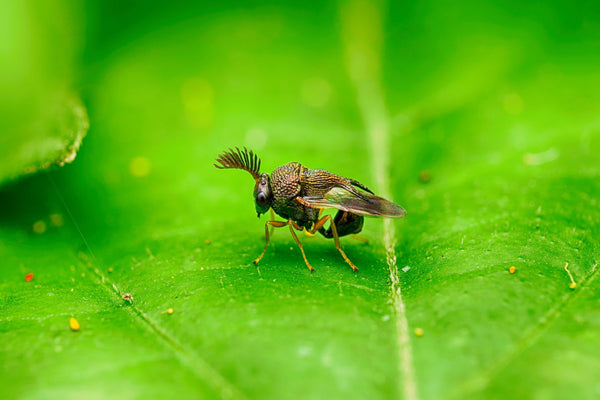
{"left": 299, "top": 187, "right": 406, "bottom": 218}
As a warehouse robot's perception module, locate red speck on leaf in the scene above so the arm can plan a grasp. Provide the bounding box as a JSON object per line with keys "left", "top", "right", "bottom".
{"left": 25, "top": 273, "right": 34, "bottom": 282}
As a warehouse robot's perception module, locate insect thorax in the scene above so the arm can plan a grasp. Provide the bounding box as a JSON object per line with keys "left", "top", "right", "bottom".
{"left": 269, "top": 162, "right": 318, "bottom": 226}
{"left": 270, "top": 162, "right": 302, "bottom": 199}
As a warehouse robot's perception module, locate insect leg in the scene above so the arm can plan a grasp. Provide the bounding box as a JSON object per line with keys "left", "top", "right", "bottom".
{"left": 350, "top": 234, "right": 369, "bottom": 244}
{"left": 254, "top": 220, "right": 288, "bottom": 266}
{"left": 290, "top": 220, "right": 304, "bottom": 231}
{"left": 269, "top": 208, "right": 276, "bottom": 237}
{"left": 319, "top": 211, "right": 364, "bottom": 238}
{"left": 310, "top": 215, "right": 358, "bottom": 272}
{"left": 286, "top": 221, "right": 314, "bottom": 272}
{"left": 303, "top": 209, "right": 322, "bottom": 237}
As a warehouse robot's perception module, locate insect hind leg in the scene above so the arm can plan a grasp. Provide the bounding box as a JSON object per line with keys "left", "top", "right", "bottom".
{"left": 310, "top": 213, "right": 359, "bottom": 272}
{"left": 318, "top": 211, "right": 364, "bottom": 238}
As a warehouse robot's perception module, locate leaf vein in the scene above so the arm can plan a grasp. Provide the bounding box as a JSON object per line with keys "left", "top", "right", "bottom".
{"left": 454, "top": 262, "right": 599, "bottom": 398}
{"left": 50, "top": 174, "right": 248, "bottom": 400}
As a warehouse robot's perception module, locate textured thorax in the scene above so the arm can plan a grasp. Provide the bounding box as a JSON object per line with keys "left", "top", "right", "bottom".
{"left": 271, "top": 162, "right": 302, "bottom": 200}
{"left": 270, "top": 162, "right": 317, "bottom": 226}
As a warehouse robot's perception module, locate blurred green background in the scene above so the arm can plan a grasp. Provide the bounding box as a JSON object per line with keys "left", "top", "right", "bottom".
{"left": 1, "top": 1, "right": 599, "bottom": 399}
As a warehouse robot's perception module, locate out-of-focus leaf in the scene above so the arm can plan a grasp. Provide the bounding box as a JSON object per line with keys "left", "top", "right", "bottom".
{"left": 0, "top": 1, "right": 88, "bottom": 187}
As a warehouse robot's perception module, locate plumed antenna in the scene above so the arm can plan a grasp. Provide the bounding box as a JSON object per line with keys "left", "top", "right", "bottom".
{"left": 214, "top": 147, "right": 261, "bottom": 181}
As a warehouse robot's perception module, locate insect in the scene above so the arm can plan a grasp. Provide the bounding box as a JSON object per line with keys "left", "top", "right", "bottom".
{"left": 214, "top": 147, "right": 406, "bottom": 272}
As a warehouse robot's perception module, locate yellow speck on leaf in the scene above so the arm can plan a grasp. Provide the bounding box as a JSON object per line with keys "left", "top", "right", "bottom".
{"left": 564, "top": 262, "right": 577, "bottom": 290}
{"left": 33, "top": 220, "right": 47, "bottom": 234}
{"left": 49, "top": 213, "right": 64, "bottom": 227}
{"left": 418, "top": 170, "right": 431, "bottom": 183}
{"left": 69, "top": 317, "right": 80, "bottom": 331}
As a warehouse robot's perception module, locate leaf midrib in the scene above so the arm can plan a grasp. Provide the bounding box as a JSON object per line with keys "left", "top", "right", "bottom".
{"left": 340, "top": 1, "right": 419, "bottom": 399}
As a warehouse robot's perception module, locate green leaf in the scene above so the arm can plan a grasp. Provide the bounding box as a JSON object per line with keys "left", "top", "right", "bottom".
{"left": 0, "top": 1, "right": 89, "bottom": 187}
{"left": 2, "top": 1, "right": 599, "bottom": 400}
{"left": 0, "top": 94, "right": 89, "bottom": 187}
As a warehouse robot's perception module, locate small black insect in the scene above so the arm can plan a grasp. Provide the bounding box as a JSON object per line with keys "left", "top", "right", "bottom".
{"left": 214, "top": 147, "right": 406, "bottom": 272}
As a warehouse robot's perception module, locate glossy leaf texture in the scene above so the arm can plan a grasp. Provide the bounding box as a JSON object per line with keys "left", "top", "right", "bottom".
{"left": 1, "top": 1, "right": 599, "bottom": 399}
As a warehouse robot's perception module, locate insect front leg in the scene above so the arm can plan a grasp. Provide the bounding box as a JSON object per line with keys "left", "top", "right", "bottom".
{"left": 254, "top": 220, "right": 288, "bottom": 266}
{"left": 309, "top": 215, "right": 358, "bottom": 272}
{"left": 269, "top": 208, "right": 276, "bottom": 237}
{"left": 254, "top": 219, "right": 316, "bottom": 272}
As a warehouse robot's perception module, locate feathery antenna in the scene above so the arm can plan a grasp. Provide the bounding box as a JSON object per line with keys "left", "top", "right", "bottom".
{"left": 214, "top": 147, "right": 261, "bottom": 181}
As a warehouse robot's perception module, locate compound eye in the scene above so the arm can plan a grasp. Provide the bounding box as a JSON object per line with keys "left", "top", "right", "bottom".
{"left": 257, "top": 191, "right": 267, "bottom": 205}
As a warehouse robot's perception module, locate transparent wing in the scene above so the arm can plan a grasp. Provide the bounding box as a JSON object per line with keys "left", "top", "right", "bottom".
{"left": 300, "top": 187, "right": 406, "bottom": 218}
